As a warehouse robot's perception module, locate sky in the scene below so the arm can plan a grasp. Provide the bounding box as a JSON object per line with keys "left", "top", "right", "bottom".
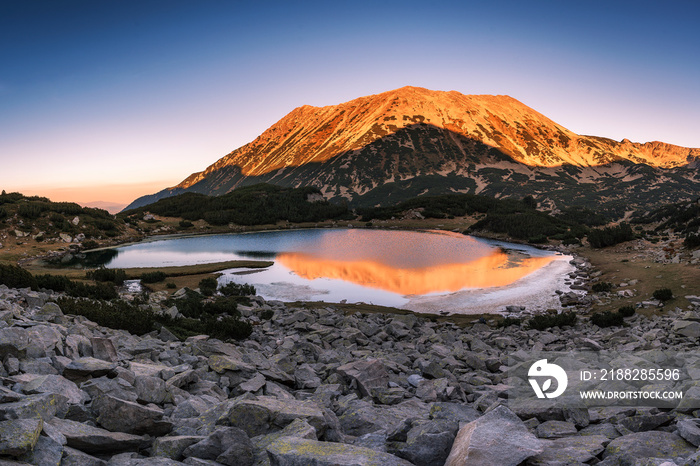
{"left": 2, "top": 0, "right": 699, "bottom": 211}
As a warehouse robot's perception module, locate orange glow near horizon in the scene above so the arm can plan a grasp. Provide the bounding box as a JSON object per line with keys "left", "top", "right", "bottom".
{"left": 277, "top": 250, "right": 556, "bottom": 295}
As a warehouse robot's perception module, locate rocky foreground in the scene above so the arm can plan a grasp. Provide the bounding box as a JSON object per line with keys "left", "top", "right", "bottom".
{"left": 2, "top": 285, "right": 700, "bottom": 465}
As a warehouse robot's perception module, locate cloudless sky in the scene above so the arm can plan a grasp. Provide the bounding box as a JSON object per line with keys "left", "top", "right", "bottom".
{"left": 2, "top": 0, "right": 699, "bottom": 208}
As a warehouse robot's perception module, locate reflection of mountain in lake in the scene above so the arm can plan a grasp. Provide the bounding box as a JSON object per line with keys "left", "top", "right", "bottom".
{"left": 277, "top": 250, "right": 555, "bottom": 295}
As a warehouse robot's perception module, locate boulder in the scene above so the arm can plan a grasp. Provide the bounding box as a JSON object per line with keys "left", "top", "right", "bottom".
{"left": 530, "top": 435, "right": 608, "bottom": 465}
{"left": 0, "top": 393, "right": 68, "bottom": 421}
{"left": 394, "top": 419, "right": 459, "bottom": 466}
{"left": 603, "top": 431, "right": 694, "bottom": 460}
{"left": 60, "top": 446, "right": 108, "bottom": 466}
{"left": 134, "top": 376, "right": 167, "bottom": 404}
{"left": 90, "top": 337, "right": 119, "bottom": 362}
{"left": 32, "top": 302, "right": 63, "bottom": 322}
{"left": 336, "top": 359, "right": 389, "bottom": 397}
{"left": 444, "top": 405, "right": 544, "bottom": 466}
{"left": 677, "top": 419, "right": 700, "bottom": 447}
{"left": 224, "top": 396, "right": 326, "bottom": 438}
{"left": 93, "top": 394, "right": 173, "bottom": 436}
{"left": 22, "top": 374, "right": 89, "bottom": 405}
{"left": 265, "top": 437, "right": 413, "bottom": 466}
{"left": 17, "top": 434, "right": 64, "bottom": 465}
{"left": 535, "top": 420, "right": 577, "bottom": 439}
{"left": 182, "top": 426, "right": 253, "bottom": 466}
{"left": 47, "top": 418, "right": 147, "bottom": 454}
{"left": 62, "top": 357, "right": 117, "bottom": 382}
{"left": 152, "top": 436, "right": 205, "bottom": 460}
{"left": 0, "top": 418, "right": 43, "bottom": 456}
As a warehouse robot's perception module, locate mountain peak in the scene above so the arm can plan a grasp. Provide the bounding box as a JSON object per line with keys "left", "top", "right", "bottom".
{"left": 125, "top": 86, "right": 699, "bottom": 212}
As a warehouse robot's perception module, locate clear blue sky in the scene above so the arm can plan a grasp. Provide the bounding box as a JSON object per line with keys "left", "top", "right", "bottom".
{"left": 2, "top": 0, "right": 699, "bottom": 206}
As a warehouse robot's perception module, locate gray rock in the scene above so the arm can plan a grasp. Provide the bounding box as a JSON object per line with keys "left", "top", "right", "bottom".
{"left": 32, "top": 302, "right": 63, "bottom": 322}
{"left": 0, "top": 393, "right": 68, "bottom": 421}
{"left": 93, "top": 394, "right": 173, "bottom": 436}
{"left": 294, "top": 364, "right": 321, "bottom": 390}
{"left": 336, "top": 359, "right": 389, "bottom": 397}
{"left": 182, "top": 427, "right": 253, "bottom": 466}
{"left": 239, "top": 373, "right": 267, "bottom": 393}
{"left": 444, "top": 405, "right": 544, "bottom": 466}
{"left": 22, "top": 374, "right": 89, "bottom": 405}
{"left": 60, "top": 446, "right": 108, "bottom": 466}
{"left": 224, "top": 396, "right": 326, "bottom": 438}
{"left": 535, "top": 420, "right": 578, "bottom": 439}
{"left": 0, "top": 327, "right": 31, "bottom": 360}
{"left": 91, "top": 337, "right": 119, "bottom": 362}
{"left": 265, "top": 437, "right": 413, "bottom": 466}
{"left": 47, "top": 418, "right": 146, "bottom": 454}
{"left": 677, "top": 419, "right": 700, "bottom": 447}
{"left": 603, "top": 431, "right": 694, "bottom": 460}
{"left": 394, "top": 419, "right": 459, "bottom": 466}
{"left": 63, "top": 357, "right": 117, "bottom": 382}
{"left": 134, "top": 376, "right": 167, "bottom": 404}
{"left": 0, "top": 418, "right": 43, "bottom": 456}
{"left": 617, "top": 413, "right": 673, "bottom": 432}
{"left": 530, "top": 435, "right": 608, "bottom": 465}
{"left": 18, "top": 433, "right": 64, "bottom": 466}
{"left": 152, "top": 436, "right": 205, "bottom": 460}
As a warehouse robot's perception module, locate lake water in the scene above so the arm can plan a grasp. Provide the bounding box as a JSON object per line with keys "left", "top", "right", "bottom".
{"left": 94, "top": 229, "right": 573, "bottom": 314}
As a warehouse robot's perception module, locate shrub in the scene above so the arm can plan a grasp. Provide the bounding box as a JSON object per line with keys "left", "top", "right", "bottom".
{"left": 86, "top": 267, "right": 127, "bottom": 285}
{"left": 587, "top": 223, "right": 635, "bottom": 248}
{"left": 199, "top": 277, "right": 218, "bottom": 296}
{"left": 205, "top": 315, "right": 252, "bottom": 340}
{"left": 57, "top": 297, "right": 156, "bottom": 335}
{"left": 219, "top": 281, "right": 256, "bottom": 297}
{"left": 685, "top": 233, "right": 700, "bottom": 249}
{"left": 140, "top": 271, "right": 167, "bottom": 284}
{"left": 166, "top": 282, "right": 177, "bottom": 289}
{"left": 592, "top": 282, "right": 613, "bottom": 293}
{"left": 260, "top": 309, "right": 274, "bottom": 320}
{"left": 0, "top": 264, "right": 38, "bottom": 289}
{"left": 528, "top": 312, "right": 577, "bottom": 330}
{"left": 202, "top": 297, "right": 240, "bottom": 317}
{"left": 82, "top": 239, "right": 99, "bottom": 250}
{"left": 590, "top": 311, "right": 625, "bottom": 328}
{"left": 179, "top": 220, "right": 194, "bottom": 228}
{"left": 618, "top": 305, "right": 636, "bottom": 317}
{"left": 653, "top": 288, "right": 673, "bottom": 301}
{"left": 498, "top": 317, "right": 521, "bottom": 328}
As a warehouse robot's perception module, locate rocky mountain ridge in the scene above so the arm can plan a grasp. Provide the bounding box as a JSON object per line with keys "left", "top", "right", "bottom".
{"left": 126, "top": 87, "right": 700, "bottom": 213}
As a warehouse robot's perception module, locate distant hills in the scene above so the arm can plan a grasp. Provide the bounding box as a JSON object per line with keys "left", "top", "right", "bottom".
{"left": 126, "top": 86, "right": 700, "bottom": 217}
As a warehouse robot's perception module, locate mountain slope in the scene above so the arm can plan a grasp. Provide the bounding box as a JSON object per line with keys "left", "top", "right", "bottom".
{"left": 126, "top": 86, "right": 700, "bottom": 214}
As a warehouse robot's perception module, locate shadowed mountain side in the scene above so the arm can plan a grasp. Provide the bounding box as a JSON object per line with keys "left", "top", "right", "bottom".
{"left": 125, "top": 123, "right": 699, "bottom": 216}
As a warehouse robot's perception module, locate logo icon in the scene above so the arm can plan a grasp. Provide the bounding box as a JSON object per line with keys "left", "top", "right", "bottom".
{"left": 528, "top": 359, "right": 568, "bottom": 398}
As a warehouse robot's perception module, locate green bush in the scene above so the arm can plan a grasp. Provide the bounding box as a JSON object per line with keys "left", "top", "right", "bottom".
{"left": 528, "top": 312, "right": 577, "bottom": 330}
{"left": 0, "top": 264, "right": 37, "bottom": 289}
{"left": 205, "top": 315, "right": 252, "bottom": 340}
{"left": 57, "top": 297, "right": 156, "bottom": 335}
{"left": 685, "top": 233, "right": 700, "bottom": 249}
{"left": 219, "top": 281, "right": 256, "bottom": 297}
{"left": 261, "top": 309, "right": 274, "bottom": 320}
{"left": 497, "top": 317, "right": 521, "bottom": 328}
{"left": 140, "top": 271, "right": 167, "bottom": 284}
{"left": 653, "top": 288, "right": 673, "bottom": 301}
{"left": 618, "top": 305, "right": 636, "bottom": 317}
{"left": 166, "top": 282, "right": 177, "bottom": 289}
{"left": 86, "top": 268, "right": 127, "bottom": 285}
{"left": 199, "top": 277, "right": 218, "bottom": 296}
{"left": 592, "top": 282, "right": 613, "bottom": 293}
{"left": 179, "top": 220, "right": 194, "bottom": 228}
{"left": 590, "top": 311, "right": 625, "bottom": 328}
{"left": 587, "top": 223, "right": 635, "bottom": 248}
